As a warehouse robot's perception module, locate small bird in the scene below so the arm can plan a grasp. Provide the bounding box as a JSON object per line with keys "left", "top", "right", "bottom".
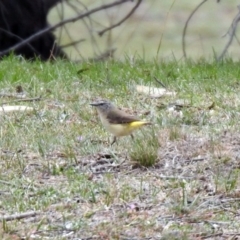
{"left": 90, "top": 100, "right": 151, "bottom": 145}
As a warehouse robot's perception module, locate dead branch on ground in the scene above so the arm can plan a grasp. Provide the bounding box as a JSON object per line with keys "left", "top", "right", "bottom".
{"left": 0, "top": 211, "right": 40, "bottom": 221}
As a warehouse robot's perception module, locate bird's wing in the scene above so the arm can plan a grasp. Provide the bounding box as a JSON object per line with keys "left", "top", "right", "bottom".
{"left": 106, "top": 109, "right": 140, "bottom": 124}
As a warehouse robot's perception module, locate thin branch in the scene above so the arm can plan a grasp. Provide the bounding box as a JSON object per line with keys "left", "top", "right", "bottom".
{"left": 55, "top": 0, "right": 64, "bottom": 49}
{"left": 65, "top": 0, "right": 99, "bottom": 58}
{"left": 0, "top": 28, "right": 40, "bottom": 55}
{"left": 60, "top": 39, "right": 85, "bottom": 49}
{"left": 98, "top": 0, "right": 142, "bottom": 36}
{"left": 217, "top": 5, "right": 240, "bottom": 61}
{"left": 60, "top": 1, "right": 84, "bottom": 58}
{"left": 75, "top": 0, "right": 103, "bottom": 57}
{"left": 0, "top": 0, "right": 132, "bottom": 57}
{"left": 55, "top": 0, "right": 85, "bottom": 59}
{"left": 234, "top": 34, "right": 240, "bottom": 45}
{"left": 182, "top": 0, "right": 208, "bottom": 59}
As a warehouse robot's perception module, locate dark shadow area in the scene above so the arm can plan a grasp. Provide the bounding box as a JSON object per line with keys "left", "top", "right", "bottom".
{"left": 0, "top": 0, "right": 67, "bottom": 60}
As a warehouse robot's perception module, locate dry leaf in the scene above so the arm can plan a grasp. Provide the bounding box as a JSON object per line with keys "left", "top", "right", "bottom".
{"left": 136, "top": 85, "right": 176, "bottom": 98}
{"left": 0, "top": 105, "right": 34, "bottom": 113}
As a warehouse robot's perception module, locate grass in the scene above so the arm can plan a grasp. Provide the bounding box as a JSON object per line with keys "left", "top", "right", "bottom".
{"left": 0, "top": 56, "right": 240, "bottom": 238}
{"left": 130, "top": 128, "right": 158, "bottom": 167}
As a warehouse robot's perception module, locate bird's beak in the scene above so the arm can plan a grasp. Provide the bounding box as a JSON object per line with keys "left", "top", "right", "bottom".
{"left": 90, "top": 102, "right": 99, "bottom": 106}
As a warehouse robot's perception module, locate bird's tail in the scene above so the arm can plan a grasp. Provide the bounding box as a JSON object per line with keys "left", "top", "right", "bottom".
{"left": 129, "top": 121, "right": 152, "bottom": 129}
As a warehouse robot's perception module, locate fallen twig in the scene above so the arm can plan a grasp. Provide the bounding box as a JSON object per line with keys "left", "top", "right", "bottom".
{"left": 1, "top": 96, "right": 41, "bottom": 105}
{"left": 202, "top": 232, "right": 240, "bottom": 239}
{"left": 0, "top": 93, "right": 26, "bottom": 99}
{"left": 0, "top": 211, "right": 40, "bottom": 221}
{"left": 157, "top": 175, "right": 194, "bottom": 180}
{"left": 220, "top": 206, "right": 239, "bottom": 215}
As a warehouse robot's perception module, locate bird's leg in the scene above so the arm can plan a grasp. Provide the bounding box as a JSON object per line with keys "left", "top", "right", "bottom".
{"left": 111, "top": 136, "right": 117, "bottom": 145}
{"left": 130, "top": 134, "right": 134, "bottom": 140}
